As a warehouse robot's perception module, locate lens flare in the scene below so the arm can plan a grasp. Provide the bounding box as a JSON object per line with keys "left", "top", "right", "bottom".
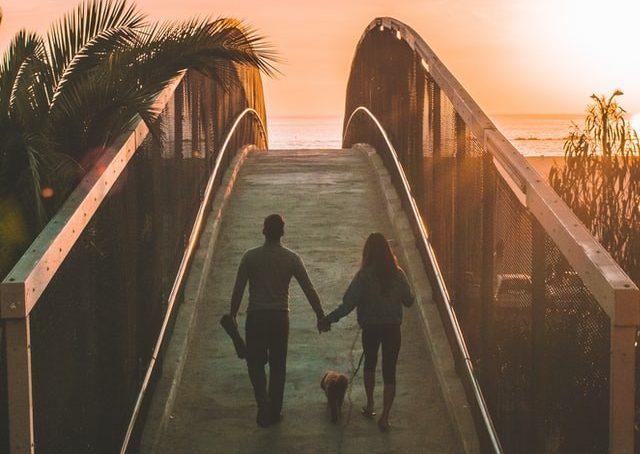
{"left": 41, "top": 187, "right": 54, "bottom": 199}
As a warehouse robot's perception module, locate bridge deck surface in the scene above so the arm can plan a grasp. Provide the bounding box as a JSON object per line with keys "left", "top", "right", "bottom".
{"left": 145, "top": 149, "right": 462, "bottom": 453}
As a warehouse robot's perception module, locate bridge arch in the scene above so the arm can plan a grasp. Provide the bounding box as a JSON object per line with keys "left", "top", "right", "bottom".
{"left": 343, "top": 17, "right": 639, "bottom": 454}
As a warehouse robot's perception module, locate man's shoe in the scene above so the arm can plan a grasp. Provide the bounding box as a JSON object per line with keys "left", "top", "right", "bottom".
{"left": 256, "top": 407, "right": 271, "bottom": 428}
{"left": 270, "top": 412, "right": 283, "bottom": 425}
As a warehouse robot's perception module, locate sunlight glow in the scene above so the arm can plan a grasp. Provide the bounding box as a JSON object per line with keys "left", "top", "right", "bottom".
{"left": 561, "top": 0, "right": 640, "bottom": 69}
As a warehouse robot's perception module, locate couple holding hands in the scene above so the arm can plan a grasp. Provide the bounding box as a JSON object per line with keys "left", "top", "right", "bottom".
{"left": 227, "top": 214, "right": 415, "bottom": 432}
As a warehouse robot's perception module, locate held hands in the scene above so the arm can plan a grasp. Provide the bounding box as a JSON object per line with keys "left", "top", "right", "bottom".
{"left": 317, "top": 315, "right": 332, "bottom": 333}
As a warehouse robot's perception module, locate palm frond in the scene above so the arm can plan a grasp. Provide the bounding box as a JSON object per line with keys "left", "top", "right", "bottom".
{"left": 49, "top": 16, "right": 277, "bottom": 151}
{"left": 1, "top": 0, "right": 277, "bottom": 254}
{"left": 0, "top": 30, "right": 44, "bottom": 114}
{"left": 22, "top": 144, "right": 47, "bottom": 227}
{"left": 49, "top": 24, "right": 141, "bottom": 114}
{"left": 9, "top": 45, "right": 50, "bottom": 125}
{"left": 138, "top": 18, "right": 279, "bottom": 77}
{"left": 45, "top": 0, "right": 144, "bottom": 86}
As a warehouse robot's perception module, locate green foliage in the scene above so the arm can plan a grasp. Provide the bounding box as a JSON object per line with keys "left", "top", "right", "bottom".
{"left": 549, "top": 91, "right": 640, "bottom": 283}
{"left": 0, "top": 0, "right": 275, "bottom": 277}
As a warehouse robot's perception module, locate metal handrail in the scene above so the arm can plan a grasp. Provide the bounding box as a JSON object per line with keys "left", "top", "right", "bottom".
{"left": 344, "top": 106, "right": 503, "bottom": 453}
{"left": 119, "top": 107, "right": 266, "bottom": 452}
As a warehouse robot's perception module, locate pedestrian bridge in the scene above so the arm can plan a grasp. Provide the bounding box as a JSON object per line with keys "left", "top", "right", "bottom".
{"left": 1, "top": 17, "right": 638, "bottom": 454}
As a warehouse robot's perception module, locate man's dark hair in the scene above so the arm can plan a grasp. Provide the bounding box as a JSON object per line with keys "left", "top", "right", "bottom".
{"left": 263, "top": 214, "right": 285, "bottom": 241}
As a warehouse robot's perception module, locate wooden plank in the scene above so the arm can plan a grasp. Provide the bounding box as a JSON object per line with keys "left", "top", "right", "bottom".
{"left": 4, "top": 318, "right": 34, "bottom": 454}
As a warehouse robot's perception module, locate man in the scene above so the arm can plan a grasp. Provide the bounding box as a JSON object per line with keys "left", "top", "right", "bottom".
{"left": 229, "top": 214, "right": 326, "bottom": 427}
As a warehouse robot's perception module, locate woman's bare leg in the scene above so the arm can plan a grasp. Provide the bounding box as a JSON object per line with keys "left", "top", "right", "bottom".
{"left": 363, "top": 369, "right": 375, "bottom": 414}
{"left": 361, "top": 327, "right": 380, "bottom": 417}
{"left": 378, "top": 325, "right": 400, "bottom": 430}
{"left": 378, "top": 384, "right": 395, "bottom": 429}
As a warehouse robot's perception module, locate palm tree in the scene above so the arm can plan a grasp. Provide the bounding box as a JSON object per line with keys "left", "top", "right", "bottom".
{"left": 0, "top": 0, "right": 275, "bottom": 275}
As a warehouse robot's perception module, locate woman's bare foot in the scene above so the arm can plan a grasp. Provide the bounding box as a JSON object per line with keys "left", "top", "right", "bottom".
{"left": 361, "top": 405, "right": 376, "bottom": 418}
{"left": 377, "top": 416, "right": 390, "bottom": 432}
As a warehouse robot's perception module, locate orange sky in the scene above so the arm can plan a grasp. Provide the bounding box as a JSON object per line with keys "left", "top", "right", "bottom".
{"left": 1, "top": 0, "right": 639, "bottom": 118}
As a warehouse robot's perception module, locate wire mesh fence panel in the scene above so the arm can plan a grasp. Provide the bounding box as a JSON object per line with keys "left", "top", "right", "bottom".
{"left": 430, "top": 92, "right": 456, "bottom": 292}
{"left": 538, "top": 235, "right": 610, "bottom": 453}
{"left": 420, "top": 78, "right": 437, "bottom": 224}
{"left": 485, "top": 178, "right": 534, "bottom": 452}
{"left": 342, "top": 20, "right": 631, "bottom": 453}
{"left": 453, "top": 128, "right": 485, "bottom": 363}
{"left": 3, "top": 67, "right": 266, "bottom": 453}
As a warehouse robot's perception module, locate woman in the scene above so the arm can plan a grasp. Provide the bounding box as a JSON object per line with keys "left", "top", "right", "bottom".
{"left": 320, "top": 232, "right": 415, "bottom": 431}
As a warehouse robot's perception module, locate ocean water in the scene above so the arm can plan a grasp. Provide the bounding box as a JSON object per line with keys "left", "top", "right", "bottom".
{"left": 268, "top": 116, "right": 343, "bottom": 150}
{"left": 268, "top": 114, "right": 583, "bottom": 156}
{"left": 493, "top": 114, "right": 582, "bottom": 156}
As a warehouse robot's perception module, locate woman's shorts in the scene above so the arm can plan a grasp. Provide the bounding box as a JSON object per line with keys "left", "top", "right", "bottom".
{"left": 362, "top": 324, "right": 401, "bottom": 384}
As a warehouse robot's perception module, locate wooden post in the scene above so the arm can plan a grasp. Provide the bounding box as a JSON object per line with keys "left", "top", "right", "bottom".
{"left": 5, "top": 317, "right": 34, "bottom": 454}
{"left": 609, "top": 320, "right": 637, "bottom": 453}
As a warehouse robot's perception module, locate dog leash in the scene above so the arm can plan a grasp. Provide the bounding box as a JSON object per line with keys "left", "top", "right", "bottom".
{"left": 351, "top": 350, "right": 365, "bottom": 383}
{"left": 343, "top": 327, "right": 364, "bottom": 427}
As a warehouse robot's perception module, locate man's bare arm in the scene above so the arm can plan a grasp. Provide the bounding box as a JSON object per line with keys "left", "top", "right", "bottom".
{"left": 293, "top": 256, "right": 324, "bottom": 319}
{"left": 230, "top": 256, "right": 248, "bottom": 318}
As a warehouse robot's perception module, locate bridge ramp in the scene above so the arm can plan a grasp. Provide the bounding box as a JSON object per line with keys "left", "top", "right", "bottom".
{"left": 143, "top": 149, "right": 465, "bottom": 453}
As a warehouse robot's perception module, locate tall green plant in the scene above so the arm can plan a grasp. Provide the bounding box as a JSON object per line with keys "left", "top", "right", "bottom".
{"left": 0, "top": 0, "right": 275, "bottom": 277}
{"left": 549, "top": 91, "right": 640, "bottom": 283}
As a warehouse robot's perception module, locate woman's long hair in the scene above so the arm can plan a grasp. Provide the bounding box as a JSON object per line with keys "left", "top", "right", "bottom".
{"left": 361, "top": 232, "right": 400, "bottom": 294}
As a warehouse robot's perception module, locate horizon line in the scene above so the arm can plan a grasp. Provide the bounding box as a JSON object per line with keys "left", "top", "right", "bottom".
{"left": 268, "top": 113, "right": 585, "bottom": 119}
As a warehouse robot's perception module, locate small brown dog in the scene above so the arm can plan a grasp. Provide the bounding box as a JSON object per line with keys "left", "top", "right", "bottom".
{"left": 320, "top": 371, "right": 349, "bottom": 423}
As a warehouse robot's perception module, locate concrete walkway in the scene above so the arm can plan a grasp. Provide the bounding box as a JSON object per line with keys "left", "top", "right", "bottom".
{"left": 143, "top": 149, "right": 464, "bottom": 453}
